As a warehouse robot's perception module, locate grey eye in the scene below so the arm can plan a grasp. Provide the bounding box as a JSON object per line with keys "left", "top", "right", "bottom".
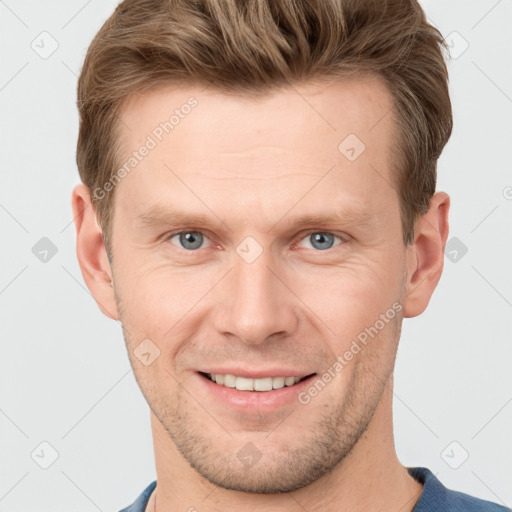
{"left": 170, "top": 231, "right": 205, "bottom": 250}
{"left": 309, "top": 233, "right": 335, "bottom": 250}
{"left": 297, "top": 232, "right": 342, "bottom": 251}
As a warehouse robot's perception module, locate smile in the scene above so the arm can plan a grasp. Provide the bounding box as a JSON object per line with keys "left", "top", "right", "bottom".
{"left": 200, "top": 372, "right": 315, "bottom": 391}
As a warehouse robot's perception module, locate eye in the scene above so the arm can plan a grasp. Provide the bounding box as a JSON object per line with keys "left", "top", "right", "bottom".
{"left": 168, "top": 231, "right": 209, "bottom": 251}
{"left": 296, "top": 231, "right": 344, "bottom": 251}
{"left": 166, "top": 230, "right": 344, "bottom": 252}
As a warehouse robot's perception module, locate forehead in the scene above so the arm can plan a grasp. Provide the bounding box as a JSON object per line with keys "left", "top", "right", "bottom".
{"left": 114, "top": 76, "right": 398, "bottom": 227}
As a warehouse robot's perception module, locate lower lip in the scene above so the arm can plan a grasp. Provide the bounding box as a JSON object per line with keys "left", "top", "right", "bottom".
{"left": 197, "top": 373, "right": 316, "bottom": 413}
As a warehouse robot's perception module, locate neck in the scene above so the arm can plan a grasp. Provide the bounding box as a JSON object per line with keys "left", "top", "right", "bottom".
{"left": 149, "top": 379, "right": 423, "bottom": 512}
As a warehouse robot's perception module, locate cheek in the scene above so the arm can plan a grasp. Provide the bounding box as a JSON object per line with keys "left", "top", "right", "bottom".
{"left": 295, "top": 258, "right": 399, "bottom": 324}
{"left": 114, "top": 241, "right": 403, "bottom": 342}
{"left": 115, "top": 258, "right": 194, "bottom": 314}
{"left": 290, "top": 262, "right": 404, "bottom": 381}
{"left": 114, "top": 262, "right": 221, "bottom": 355}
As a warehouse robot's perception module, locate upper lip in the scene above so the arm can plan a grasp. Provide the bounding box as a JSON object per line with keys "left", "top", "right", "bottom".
{"left": 198, "top": 368, "right": 316, "bottom": 379}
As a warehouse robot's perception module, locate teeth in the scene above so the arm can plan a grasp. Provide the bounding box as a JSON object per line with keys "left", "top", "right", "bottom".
{"left": 285, "top": 376, "right": 296, "bottom": 386}
{"left": 254, "top": 377, "right": 273, "bottom": 391}
{"left": 207, "top": 373, "right": 305, "bottom": 391}
{"left": 223, "top": 374, "right": 236, "bottom": 388}
{"left": 236, "top": 376, "right": 254, "bottom": 391}
{"left": 272, "top": 377, "right": 285, "bottom": 389}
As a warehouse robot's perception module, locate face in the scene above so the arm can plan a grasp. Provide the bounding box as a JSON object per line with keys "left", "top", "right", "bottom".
{"left": 107, "top": 77, "right": 409, "bottom": 492}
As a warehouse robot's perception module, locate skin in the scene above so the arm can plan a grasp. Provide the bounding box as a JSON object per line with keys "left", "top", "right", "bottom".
{"left": 72, "top": 76, "right": 450, "bottom": 512}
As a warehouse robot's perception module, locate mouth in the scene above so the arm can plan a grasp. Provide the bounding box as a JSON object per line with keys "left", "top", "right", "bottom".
{"left": 199, "top": 371, "right": 316, "bottom": 391}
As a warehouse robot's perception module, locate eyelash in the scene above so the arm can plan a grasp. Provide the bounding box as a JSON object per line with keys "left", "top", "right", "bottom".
{"left": 165, "top": 229, "right": 346, "bottom": 252}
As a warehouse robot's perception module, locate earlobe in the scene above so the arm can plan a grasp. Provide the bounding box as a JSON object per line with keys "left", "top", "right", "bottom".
{"left": 402, "top": 192, "right": 450, "bottom": 318}
{"left": 71, "top": 183, "right": 119, "bottom": 321}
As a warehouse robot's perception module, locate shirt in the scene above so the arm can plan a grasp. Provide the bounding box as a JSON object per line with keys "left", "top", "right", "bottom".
{"left": 118, "top": 466, "right": 510, "bottom": 511}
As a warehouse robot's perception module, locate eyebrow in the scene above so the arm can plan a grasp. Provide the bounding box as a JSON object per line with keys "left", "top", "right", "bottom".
{"left": 135, "top": 203, "right": 377, "bottom": 232}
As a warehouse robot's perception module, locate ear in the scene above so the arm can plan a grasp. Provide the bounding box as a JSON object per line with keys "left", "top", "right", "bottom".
{"left": 71, "top": 183, "right": 119, "bottom": 320}
{"left": 403, "top": 191, "right": 450, "bottom": 318}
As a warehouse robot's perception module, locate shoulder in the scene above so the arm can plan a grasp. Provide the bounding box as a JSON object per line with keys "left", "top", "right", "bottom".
{"left": 118, "top": 480, "right": 157, "bottom": 512}
{"left": 409, "top": 467, "right": 510, "bottom": 512}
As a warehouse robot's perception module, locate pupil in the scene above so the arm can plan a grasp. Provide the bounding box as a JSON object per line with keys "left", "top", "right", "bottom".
{"left": 312, "top": 232, "right": 333, "bottom": 250}
{"left": 180, "top": 232, "right": 203, "bottom": 250}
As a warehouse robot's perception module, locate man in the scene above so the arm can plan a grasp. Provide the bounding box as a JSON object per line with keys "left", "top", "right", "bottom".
{"left": 71, "top": 0, "right": 508, "bottom": 511}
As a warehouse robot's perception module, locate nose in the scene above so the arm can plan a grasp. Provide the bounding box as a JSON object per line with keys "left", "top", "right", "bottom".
{"left": 212, "top": 243, "right": 299, "bottom": 346}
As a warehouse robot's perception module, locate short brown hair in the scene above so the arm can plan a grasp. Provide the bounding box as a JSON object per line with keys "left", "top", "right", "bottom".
{"left": 76, "top": 0, "right": 452, "bottom": 254}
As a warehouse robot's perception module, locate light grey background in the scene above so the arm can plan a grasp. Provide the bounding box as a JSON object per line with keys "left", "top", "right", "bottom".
{"left": 0, "top": 1, "right": 511, "bottom": 511}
